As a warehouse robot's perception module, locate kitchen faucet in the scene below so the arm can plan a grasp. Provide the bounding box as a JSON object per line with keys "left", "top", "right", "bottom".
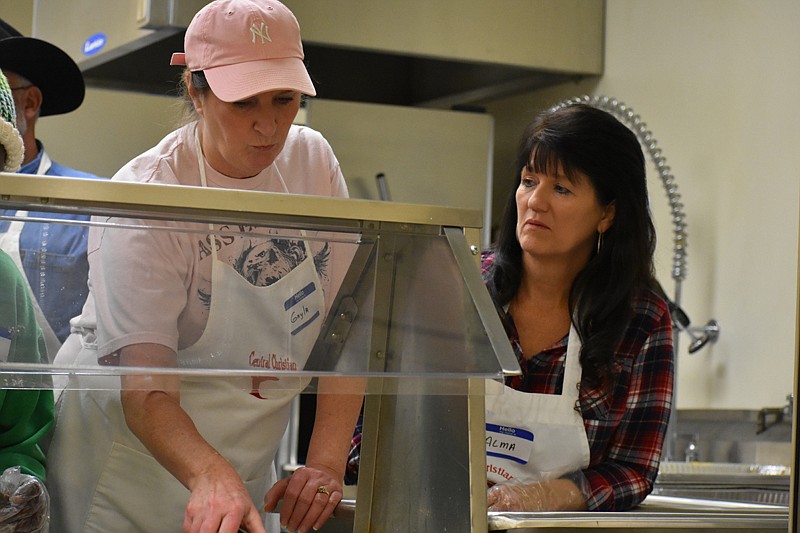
{"left": 549, "top": 96, "right": 721, "bottom": 462}
{"left": 756, "top": 394, "right": 794, "bottom": 434}
{"left": 550, "top": 95, "right": 719, "bottom": 353}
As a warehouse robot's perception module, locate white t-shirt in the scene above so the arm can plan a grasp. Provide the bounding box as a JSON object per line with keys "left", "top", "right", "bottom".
{"left": 70, "top": 122, "right": 350, "bottom": 359}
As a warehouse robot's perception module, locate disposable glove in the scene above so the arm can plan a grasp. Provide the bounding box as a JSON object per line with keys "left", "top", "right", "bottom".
{"left": 0, "top": 467, "right": 49, "bottom": 533}
{"left": 487, "top": 478, "right": 586, "bottom": 512}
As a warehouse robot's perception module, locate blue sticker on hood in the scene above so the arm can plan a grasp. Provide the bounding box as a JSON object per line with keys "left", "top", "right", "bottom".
{"left": 83, "top": 33, "right": 107, "bottom": 56}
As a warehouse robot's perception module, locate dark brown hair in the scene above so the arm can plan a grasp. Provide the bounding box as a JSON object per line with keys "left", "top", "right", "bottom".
{"left": 486, "top": 104, "right": 656, "bottom": 394}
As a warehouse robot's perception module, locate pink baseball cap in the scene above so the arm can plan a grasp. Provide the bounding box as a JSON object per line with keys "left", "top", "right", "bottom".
{"left": 170, "top": 0, "right": 316, "bottom": 101}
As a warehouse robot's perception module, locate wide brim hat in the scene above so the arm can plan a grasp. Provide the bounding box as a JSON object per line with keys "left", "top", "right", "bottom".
{"left": 0, "top": 18, "right": 85, "bottom": 116}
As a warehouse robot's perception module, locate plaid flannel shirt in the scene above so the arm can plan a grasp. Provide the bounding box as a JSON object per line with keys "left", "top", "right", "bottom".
{"left": 482, "top": 252, "right": 674, "bottom": 511}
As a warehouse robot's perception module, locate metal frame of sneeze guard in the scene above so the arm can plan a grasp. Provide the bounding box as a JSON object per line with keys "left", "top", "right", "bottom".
{"left": 0, "top": 172, "right": 520, "bottom": 532}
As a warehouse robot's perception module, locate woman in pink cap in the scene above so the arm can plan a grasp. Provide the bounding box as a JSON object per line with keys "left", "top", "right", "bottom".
{"left": 47, "top": 1, "right": 362, "bottom": 532}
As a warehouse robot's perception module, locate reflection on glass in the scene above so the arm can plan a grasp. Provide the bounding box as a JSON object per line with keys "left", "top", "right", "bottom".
{"left": 0, "top": 212, "right": 509, "bottom": 392}
{"left": 0, "top": 211, "right": 91, "bottom": 362}
{"left": 0, "top": 174, "right": 516, "bottom": 533}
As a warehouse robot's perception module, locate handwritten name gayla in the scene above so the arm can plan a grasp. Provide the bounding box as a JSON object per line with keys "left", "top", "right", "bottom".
{"left": 291, "top": 304, "right": 310, "bottom": 324}
{"left": 249, "top": 351, "right": 298, "bottom": 371}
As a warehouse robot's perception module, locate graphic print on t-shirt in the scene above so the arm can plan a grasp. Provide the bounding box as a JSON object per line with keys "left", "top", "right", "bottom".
{"left": 197, "top": 233, "right": 331, "bottom": 308}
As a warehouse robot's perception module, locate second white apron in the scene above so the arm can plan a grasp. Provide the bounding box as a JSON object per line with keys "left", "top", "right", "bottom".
{"left": 485, "top": 324, "right": 591, "bottom": 485}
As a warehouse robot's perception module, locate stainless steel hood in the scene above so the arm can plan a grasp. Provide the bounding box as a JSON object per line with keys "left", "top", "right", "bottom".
{"left": 32, "top": 0, "right": 604, "bottom": 108}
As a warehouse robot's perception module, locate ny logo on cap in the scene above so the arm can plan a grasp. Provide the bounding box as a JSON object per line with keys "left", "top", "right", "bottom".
{"left": 250, "top": 21, "right": 272, "bottom": 44}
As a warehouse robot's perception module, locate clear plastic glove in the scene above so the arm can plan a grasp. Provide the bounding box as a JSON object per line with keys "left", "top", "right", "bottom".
{"left": 0, "top": 467, "right": 49, "bottom": 533}
{"left": 487, "top": 478, "right": 586, "bottom": 512}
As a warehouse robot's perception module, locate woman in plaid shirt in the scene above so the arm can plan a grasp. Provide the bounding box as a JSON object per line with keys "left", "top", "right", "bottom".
{"left": 482, "top": 103, "right": 674, "bottom": 512}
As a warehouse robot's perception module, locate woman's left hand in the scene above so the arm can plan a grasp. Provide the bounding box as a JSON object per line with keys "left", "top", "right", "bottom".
{"left": 264, "top": 465, "right": 342, "bottom": 533}
{"left": 487, "top": 481, "right": 548, "bottom": 512}
{"left": 487, "top": 478, "right": 587, "bottom": 512}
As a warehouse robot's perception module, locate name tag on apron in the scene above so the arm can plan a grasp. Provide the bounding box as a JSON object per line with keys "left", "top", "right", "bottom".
{"left": 486, "top": 423, "right": 534, "bottom": 464}
{"left": 285, "top": 281, "right": 320, "bottom": 336}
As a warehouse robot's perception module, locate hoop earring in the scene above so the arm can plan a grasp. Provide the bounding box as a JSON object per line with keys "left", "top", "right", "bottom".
{"left": 597, "top": 231, "right": 603, "bottom": 255}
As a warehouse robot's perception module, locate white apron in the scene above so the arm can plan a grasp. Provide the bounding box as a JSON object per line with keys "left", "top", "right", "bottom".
{"left": 0, "top": 152, "right": 61, "bottom": 360}
{"left": 48, "top": 135, "right": 324, "bottom": 532}
{"left": 485, "top": 324, "right": 591, "bottom": 485}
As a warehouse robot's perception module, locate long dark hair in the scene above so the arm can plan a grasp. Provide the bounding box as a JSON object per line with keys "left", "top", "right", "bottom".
{"left": 486, "top": 103, "right": 656, "bottom": 394}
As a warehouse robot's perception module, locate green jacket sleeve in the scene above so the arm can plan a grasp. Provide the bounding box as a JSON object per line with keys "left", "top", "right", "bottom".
{"left": 0, "top": 251, "right": 54, "bottom": 481}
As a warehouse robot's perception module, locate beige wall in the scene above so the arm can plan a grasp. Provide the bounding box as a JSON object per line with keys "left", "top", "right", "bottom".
{"left": 1, "top": 0, "right": 180, "bottom": 177}
{"left": 0, "top": 1, "right": 33, "bottom": 34}
{"left": 486, "top": 0, "right": 800, "bottom": 410}
{"left": 37, "top": 88, "right": 180, "bottom": 178}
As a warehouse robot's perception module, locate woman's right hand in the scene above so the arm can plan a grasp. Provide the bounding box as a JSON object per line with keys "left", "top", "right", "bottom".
{"left": 119, "top": 344, "right": 267, "bottom": 533}
{"left": 183, "top": 455, "right": 266, "bottom": 533}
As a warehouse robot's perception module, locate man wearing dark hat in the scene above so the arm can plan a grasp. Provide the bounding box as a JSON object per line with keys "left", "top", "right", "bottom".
{"left": 0, "top": 18, "right": 100, "bottom": 361}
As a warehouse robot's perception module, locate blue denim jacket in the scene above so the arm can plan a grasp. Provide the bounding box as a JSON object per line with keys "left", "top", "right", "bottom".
{"left": 0, "top": 143, "right": 103, "bottom": 342}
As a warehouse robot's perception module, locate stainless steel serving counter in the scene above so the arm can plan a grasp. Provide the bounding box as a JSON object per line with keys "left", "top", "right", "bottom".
{"left": 320, "top": 496, "right": 788, "bottom": 532}
{"left": 311, "top": 460, "right": 793, "bottom": 531}
{"left": 325, "top": 461, "right": 792, "bottom": 532}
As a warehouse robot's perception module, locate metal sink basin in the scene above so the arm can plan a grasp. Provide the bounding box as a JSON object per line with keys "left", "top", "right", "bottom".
{"left": 653, "top": 461, "right": 790, "bottom": 507}
{"left": 657, "top": 462, "right": 790, "bottom": 476}
{"left": 651, "top": 486, "right": 789, "bottom": 506}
